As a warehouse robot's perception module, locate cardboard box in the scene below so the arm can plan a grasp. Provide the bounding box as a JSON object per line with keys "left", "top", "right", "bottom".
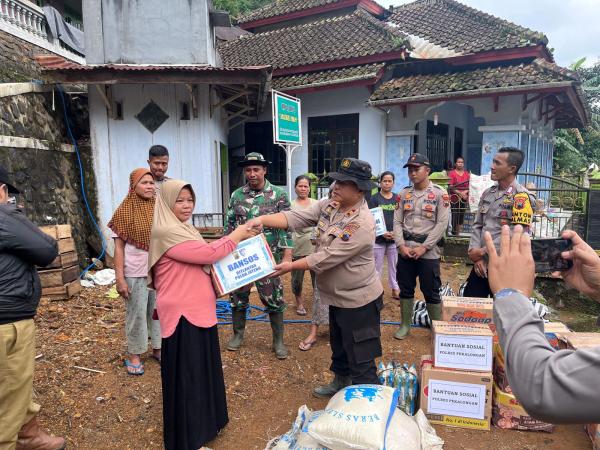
{"left": 432, "top": 321, "right": 494, "bottom": 372}
{"left": 419, "top": 355, "right": 492, "bottom": 431}
{"left": 211, "top": 234, "right": 275, "bottom": 297}
{"left": 557, "top": 332, "right": 600, "bottom": 350}
{"left": 585, "top": 424, "right": 600, "bottom": 450}
{"left": 492, "top": 383, "right": 555, "bottom": 432}
{"left": 494, "top": 321, "right": 571, "bottom": 393}
{"left": 442, "top": 296, "right": 493, "bottom": 325}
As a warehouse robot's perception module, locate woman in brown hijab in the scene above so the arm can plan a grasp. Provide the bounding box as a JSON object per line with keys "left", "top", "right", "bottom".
{"left": 108, "top": 168, "right": 160, "bottom": 375}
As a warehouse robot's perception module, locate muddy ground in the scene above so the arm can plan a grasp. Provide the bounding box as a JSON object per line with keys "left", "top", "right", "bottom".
{"left": 32, "top": 262, "right": 593, "bottom": 449}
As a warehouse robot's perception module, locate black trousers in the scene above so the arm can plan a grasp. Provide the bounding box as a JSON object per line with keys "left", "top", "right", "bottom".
{"left": 463, "top": 267, "right": 493, "bottom": 298}
{"left": 396, "top": 256, "right": 441, "bottom": 304}
{"left": 329, "top": 295, "right": 383, "bottom": 384}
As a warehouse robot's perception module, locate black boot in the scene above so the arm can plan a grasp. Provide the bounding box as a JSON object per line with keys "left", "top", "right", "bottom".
{"left": 227, "top": 309, "right": 246, "bottom": 351}
{"left": 313, "top": 374, "right": 352, "bottom": 398}
{"left": 269, "top": 312, "right": 288, "bottom": 359}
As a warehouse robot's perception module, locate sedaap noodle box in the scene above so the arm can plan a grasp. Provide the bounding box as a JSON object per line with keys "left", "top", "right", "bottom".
{"left": 211, "top": 234, "right": 276, "bottom": 297}
{"left": 442, "top": 296, "right": 493, "bottom": 325}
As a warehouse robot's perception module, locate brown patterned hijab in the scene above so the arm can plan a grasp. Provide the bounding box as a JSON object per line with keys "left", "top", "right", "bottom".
{"left": 108, "top": 168, "right": 155, "bottom": 250}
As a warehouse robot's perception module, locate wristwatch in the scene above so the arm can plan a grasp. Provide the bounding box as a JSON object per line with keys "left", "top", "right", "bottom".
{"left": 494, "top": 288, "right": 525, "bottom": 300}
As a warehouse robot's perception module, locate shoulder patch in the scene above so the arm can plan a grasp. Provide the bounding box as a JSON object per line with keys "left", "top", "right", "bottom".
{"left": 512, "top": 192, "right": 533, "bottom": 225}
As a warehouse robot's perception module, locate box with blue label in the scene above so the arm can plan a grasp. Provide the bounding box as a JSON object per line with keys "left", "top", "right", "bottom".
{"left": 211, "top": 234, "right": 276, "bottom": 296}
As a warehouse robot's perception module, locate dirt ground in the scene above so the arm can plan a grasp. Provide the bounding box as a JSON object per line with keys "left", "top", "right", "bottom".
{"left": 32, "top": 262, "right": 592, "bottom": 450}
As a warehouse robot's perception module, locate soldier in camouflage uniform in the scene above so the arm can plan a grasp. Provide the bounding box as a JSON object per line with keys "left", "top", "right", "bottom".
{"left": 225, "top": 152, "right": 293, "bottom": 359}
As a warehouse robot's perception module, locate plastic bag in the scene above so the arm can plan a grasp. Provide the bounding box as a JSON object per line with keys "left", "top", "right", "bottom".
{"left": 307, "top": 385, "right": 398, "bottom": 450}
{"left": 468, "top": 173, "right": 495, "bottom": 213}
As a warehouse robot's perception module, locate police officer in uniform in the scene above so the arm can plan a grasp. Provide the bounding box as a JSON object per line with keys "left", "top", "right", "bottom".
{"left": 465, "top": 147, "right": 535, "bottom": 297}
{"left": 246, "top": 158, "right": 383, "bottom": 397}
{"left": 225, "top": 152, "right": 293, "bottom": 359}
{"left": 393, "top": 153, "right": 450, "bottom": 339}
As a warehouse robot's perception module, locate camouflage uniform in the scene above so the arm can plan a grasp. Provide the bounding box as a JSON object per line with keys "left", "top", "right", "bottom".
{"left": 225, "top": 179, "right": 293, "bottom": 313}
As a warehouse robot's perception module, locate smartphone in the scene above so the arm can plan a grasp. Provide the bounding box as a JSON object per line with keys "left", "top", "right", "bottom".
{"left": 531, "top": 238, "right": 573, "bottom": 272}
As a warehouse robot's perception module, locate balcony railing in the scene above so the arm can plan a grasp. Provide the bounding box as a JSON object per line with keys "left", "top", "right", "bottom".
{"left": 0, "top": 0, "right": 84, "bottom": 64}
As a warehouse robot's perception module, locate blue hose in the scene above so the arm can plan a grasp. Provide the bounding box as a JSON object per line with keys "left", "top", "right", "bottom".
{"left": 57, "top": 86, "right": 107, "bottom": 279}
{"left": 215, "top": 300, "right": 408, "bottom": 326}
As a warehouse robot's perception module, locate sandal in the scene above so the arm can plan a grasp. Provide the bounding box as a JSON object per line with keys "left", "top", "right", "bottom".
{"left": 124, "top": 359, "right": 144, "bottom": 375}
{"left": 296, "top": 306, "right": 307, "bottom": 316}
{"left": 298, "top": 339, "right": 317, "bottom": 351}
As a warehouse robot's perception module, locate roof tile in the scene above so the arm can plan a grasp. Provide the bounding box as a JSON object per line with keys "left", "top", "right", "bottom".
{"left": 389, "top": 0, "right": 547, "bottom": 54}
{"left": 220, "top": 10, "right": 408, "bottom": 70}
{"left": 273, "top": 63, "right": 384, "bottom": 90}
{"left": 369, "top": 58, "right": 577, "bottom": 103}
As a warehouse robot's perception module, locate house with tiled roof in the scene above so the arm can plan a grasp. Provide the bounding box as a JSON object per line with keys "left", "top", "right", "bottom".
{"left": 222, "top": 0, "right": 588, "bottom": 196}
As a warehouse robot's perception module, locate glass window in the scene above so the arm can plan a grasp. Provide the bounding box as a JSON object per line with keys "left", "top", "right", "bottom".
{"left": 308, "top": 114, "right": 359, "bottom": 175}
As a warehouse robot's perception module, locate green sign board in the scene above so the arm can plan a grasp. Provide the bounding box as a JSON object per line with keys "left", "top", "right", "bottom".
{"left": 272, "top": 90, "right": 302, "bottom": 145}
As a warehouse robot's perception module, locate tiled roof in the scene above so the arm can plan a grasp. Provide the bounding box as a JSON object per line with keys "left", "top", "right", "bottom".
{"left": 369, "top": 59, "right": 577, "bottom": 104}
{"left": 237, "top": 0, "right": 339, "bottom": 24}
{"left": 389, "top": 0, "right": 547, "bottom": 55}
{"left": 236, "top": 0, "right": 384, "bottom": 25}
{"left": 220, "top": 10, "right": 408, "bottom": 71}
{"left": 273, "top": 63, "right": 385, "bottom": 90}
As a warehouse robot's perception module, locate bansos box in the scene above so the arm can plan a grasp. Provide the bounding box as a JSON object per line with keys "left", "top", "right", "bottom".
{"left": 211, "top": 234, "right": 275, "bottom": 297}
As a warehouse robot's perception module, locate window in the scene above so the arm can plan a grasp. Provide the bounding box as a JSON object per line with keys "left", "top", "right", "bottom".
{"left": 308, "top": 114, "right": 359, "bottom": 175}
{"left": 426, "top": 120, "right": 449, "bottom": 172}
{"left": 244, "top": 122, "right": 286, "bottom": 185}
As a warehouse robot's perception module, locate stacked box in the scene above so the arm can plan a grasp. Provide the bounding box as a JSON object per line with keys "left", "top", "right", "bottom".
{"left": 492, "top": 384, "right": 554, "bottom": 432}
{"left": 492, "top": 322, "right": 568, "bottom": 432}
{"left": 419, "top": 321, "right": 495, "bottom": 430}
{"left": 431, "top": 321, "right": 494, "bottom": 372}
{"left": 38, "top": 225, "right": 81, "bottom": 300}
{"left": 556, "top": 332, "right": 600, "bottom": 350}
{"left": 419, "top": 355, "right": 493, "bottom": 430}
{"left": 441, "top": 296, "right": 493, "bottom": 326}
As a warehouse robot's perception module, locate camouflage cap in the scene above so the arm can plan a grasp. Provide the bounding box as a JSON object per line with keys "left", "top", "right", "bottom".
{"left": 327, "top": 158, "right": 376, "bottom": 191}
{"left": 238, "top": 152, "right": 270, "bottom": 167}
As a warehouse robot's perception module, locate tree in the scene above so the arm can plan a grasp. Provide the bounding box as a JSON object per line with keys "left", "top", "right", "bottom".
{"left": 553, "top": 60, "right": 600, "bottom": 175}
{"left": 212, "top": 0, "right": 272, "bottom": 19}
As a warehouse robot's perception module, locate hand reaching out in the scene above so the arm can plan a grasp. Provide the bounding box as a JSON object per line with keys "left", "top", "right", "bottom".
{"left": 552, "top": 230, "right": 600, "bottom": 300}
{"left": 485, "top": 225, "right": 535, "bottom": 297}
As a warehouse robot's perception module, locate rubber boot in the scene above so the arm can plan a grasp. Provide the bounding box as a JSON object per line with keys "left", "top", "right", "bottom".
{"left": 426, "top": 303, "right": 442, "bottom": 321}
{"left": 226, "top": 309, "right": 246, "bottom": 351}
{"left": 394, "top": 298, "right": 413, "bottom": 340}
{"left": 269, "top": 312, "right": 288, "bottom": 359}
{"left": 16, "top": 417, "right": 65, "bottom": 450}
{"left": 313, "top": 373, "right": 352, "bottom": 398}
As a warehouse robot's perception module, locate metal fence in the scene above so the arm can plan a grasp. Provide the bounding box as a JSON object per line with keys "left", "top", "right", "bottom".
{"left": 449, "top": 173, "right": 589, "bottom": 240}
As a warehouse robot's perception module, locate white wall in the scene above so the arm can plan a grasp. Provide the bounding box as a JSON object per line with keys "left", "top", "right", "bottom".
{"left": 253, "top": 86, "right": 386, "bottom": 189}
{"left": 89, "top": 83, "right": 228, "bottom": 250}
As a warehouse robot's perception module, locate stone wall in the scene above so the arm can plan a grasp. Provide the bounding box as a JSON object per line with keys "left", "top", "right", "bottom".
{"left": 0, "top": 29, "right": 50, "bottom": 82}
{"left": 0, "top": 30, "right": 96, "bottom": 266}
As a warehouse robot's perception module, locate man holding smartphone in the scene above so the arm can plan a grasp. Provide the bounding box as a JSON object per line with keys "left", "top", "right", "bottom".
{"left": 486, "top": 225, "right": 600, "bottom": 423}
{"left": 464, "top": 147, "right": 536, "bottom": 297}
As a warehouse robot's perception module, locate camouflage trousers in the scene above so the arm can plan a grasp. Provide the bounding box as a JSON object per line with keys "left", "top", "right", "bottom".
{"left": 230, "top": 275, "right": 286, "bottom": 313}
{"left": 230, "top": 250, "right": 286, "bottom": 313}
